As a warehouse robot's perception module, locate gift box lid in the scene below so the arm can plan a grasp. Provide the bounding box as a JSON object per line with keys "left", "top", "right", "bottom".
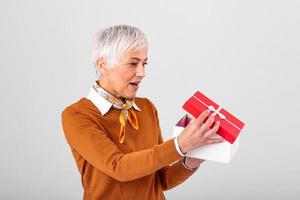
{"left": 182, "top": 91, "right": 245, "bottom": 144}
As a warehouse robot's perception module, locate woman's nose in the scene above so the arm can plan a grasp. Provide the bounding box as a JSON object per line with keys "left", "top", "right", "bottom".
{"left": 136, "top": 64, "right": 145, "bottom": 78}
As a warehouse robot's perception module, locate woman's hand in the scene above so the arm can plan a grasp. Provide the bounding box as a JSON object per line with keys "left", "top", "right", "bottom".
{"left": 177, "top": 110, "right": 224, "bottom": 153}
{"left": 184, "top": 157, "right": 205, "bottom": 169}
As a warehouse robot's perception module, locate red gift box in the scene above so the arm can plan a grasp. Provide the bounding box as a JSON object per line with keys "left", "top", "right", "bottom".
{"left": 182, "top": 91, "right": 245, "bottom": 144}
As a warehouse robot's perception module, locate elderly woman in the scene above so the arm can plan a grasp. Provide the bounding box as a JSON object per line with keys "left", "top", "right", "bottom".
{"left": 62, "top": 25, "right": 223, "bottom": 200}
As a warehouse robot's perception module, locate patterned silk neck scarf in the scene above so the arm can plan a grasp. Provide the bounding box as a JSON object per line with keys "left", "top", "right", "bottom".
{"left": 93, "top": 83, "right": 139, "bottom": 144}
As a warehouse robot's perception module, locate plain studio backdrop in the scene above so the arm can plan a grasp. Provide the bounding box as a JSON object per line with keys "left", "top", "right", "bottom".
{"left": 0, "top": 0, "right": 299, "bottom": 199}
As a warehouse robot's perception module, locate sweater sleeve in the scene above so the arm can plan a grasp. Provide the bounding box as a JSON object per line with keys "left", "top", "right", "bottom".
{"left": 148, "top": 101, "right": 198, "bottom": 191}
{"left": 157, "top": 135, "right": 198, "bottom": 191}
{"left": 61, "top": 107, "right": 183, "bottom": 182}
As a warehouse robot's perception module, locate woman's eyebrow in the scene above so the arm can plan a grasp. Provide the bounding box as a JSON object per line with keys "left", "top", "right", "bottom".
{"left": 130, "top": 57, "right": 148, "bottom": 62}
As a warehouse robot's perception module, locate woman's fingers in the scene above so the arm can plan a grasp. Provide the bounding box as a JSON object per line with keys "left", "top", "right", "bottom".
{"left": 204, "top": 121, "right": 220, "bottom": 138}
{"left": 193, "top": 110, "right": 210, "bottom": 127}
{"left": 200, "top": 114, "right": 215, "bottom": 133}
{"left": 205, "top": 137, "right": 224, "bottom": 145}
{"left": 181, "top": 110, "right": 224, "bottom": 151}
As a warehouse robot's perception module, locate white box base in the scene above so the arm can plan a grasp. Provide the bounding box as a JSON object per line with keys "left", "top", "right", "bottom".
{"left": 173, "top": 126, "right": 240, "bottom": 164}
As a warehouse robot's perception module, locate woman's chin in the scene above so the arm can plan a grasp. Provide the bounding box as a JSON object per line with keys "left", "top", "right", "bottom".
{"left": 125, "top": 91, "right": 138, "bottom": 99}
{"left": 123, "top": 85, "right": 139, "bottom": 99}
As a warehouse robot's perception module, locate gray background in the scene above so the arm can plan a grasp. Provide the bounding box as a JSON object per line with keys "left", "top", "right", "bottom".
{"left": 1, "top": 0, "right": 299, "bottom": 199}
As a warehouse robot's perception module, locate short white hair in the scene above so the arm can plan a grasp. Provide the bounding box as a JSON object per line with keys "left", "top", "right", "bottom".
{"left": 92, "top": 24, "right": 148, "bottom": 68}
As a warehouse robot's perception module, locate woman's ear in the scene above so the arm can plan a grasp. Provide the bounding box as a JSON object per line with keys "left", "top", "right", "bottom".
{"left": 96, "top": 59, "right": 109, "bottom": 75}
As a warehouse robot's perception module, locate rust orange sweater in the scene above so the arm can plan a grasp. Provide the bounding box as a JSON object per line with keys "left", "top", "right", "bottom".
{"left": 61, "top": 97, "right": 197, "bottom": 200}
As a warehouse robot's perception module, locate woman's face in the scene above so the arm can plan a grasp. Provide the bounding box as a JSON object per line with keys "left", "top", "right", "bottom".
{"left": 98, "top": 47, "right": 148, "bottom": 99}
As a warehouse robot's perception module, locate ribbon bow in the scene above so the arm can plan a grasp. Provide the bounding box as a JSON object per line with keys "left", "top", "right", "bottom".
{"left": 208, "top": 105, "right": 226, "bottom": 119}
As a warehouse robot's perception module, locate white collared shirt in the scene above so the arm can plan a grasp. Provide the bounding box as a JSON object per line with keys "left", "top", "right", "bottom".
{"left": 86, "top": 82, "right": 141, "bottom": 115}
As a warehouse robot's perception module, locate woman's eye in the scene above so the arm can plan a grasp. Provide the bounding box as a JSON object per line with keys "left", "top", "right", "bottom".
{"left": 128, "top": 62, "right": 148, "bottom": 67}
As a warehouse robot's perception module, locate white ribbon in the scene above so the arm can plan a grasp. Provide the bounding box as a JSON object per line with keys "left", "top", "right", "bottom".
{"left": 208, "top": 105, "right": 226, "bottom": 119}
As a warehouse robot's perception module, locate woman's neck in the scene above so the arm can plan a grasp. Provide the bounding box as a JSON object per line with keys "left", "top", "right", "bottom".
{"left": 96, "top": 79, "right": 122, "bottom": 99}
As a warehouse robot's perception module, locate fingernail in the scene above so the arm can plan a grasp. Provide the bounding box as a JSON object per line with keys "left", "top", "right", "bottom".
{"left": 206, "top": 110, "right": 210, "bottom": 115}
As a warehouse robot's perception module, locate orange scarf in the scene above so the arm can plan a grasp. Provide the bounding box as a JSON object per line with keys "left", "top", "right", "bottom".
{"left": 93, "top": 84, "right": 139, "bottom": 144}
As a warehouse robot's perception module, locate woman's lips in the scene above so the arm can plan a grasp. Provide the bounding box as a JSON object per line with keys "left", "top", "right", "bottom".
{"left": 129, "top": 81, "right": 141, "bottom": 89}
{"left": 130, "top": 81, "right": 141, "bottom": 85}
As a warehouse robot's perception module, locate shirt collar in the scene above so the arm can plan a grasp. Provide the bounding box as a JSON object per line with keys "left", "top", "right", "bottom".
{"left": 86, "top": 82, "right": 141, "bottom": 115}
